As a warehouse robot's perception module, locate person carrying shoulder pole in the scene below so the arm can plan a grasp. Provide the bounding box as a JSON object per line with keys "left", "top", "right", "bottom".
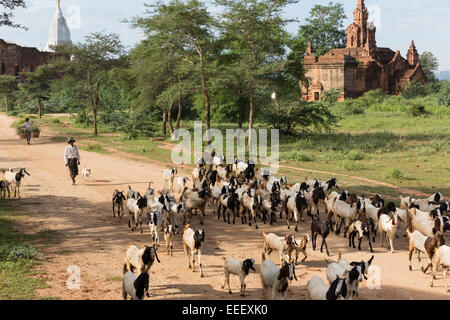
{"left": 23, "top": 118, "right": 33, "bottom": 145}
{"left": 64, "top": 137, "right": 81, "bottom": 185}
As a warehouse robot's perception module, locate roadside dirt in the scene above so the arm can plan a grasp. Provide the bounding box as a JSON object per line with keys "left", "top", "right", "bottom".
{"left": 1, "top": 113, "right": 449, "bottom": 300}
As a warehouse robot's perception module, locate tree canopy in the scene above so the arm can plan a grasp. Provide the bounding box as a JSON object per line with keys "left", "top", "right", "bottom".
{"left": 296, "top": 2, "right": 347, "bottom": 56}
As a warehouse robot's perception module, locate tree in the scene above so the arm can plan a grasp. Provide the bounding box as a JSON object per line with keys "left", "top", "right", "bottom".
{"left": 419, "top": 51, "right": 439, "bottom": 81}
{"left": 55, "top": 33, "right": 124, "bottom": 135}
{"left": 215, "top": 0, "right": 298, "bottom": 147}
{"left": 264, "top": 99, "right": 337, "bottom": 135}
{"left": 0, "top": 74, "right": 17, "bottom": 112}
{"left": 0, "top": 0, "right": 27, "bottom": 28}
{"left": 132, "top": 0, "right": 216, "bottom": 142}
{"left": 21, "top": 65, "right": 52, "bottom": 118}
{"left": 297, "top": 2, "right": 347, "bottom": 56}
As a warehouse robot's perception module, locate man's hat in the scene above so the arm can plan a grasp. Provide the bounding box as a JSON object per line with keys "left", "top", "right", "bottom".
{"left": 67, "top": 137, "right": 76, "bottom": 143}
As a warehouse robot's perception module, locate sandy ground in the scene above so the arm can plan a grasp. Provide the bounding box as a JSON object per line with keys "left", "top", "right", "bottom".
{"left": 1, "top": 113, "right": 449, "bottom": 300}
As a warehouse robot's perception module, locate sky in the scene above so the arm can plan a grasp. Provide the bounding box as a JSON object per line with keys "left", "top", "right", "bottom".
{"left": 1, "top": 0, "right": 449, "bottom": 71}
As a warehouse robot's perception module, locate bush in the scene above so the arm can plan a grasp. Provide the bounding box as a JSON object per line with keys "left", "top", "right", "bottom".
{"left": 408, "top": 104, "right": 429, "bottom": 117}
{"left": 438, "top": 81, "right": 450, "bottom": 106}
{"left": 285, "top": 151, "right": 314, "bottom": 162}
{"left": 385, "top": 168, "right": 406, "bottom": 180}
{"left": 342, "top": 160, "right": 366, "bottom": 171}
{"left": 84, "top": 144, "right": 107, "bottom": 153}
{"left": 0, "top": 243, "right": 44, "bottom": 261}
{"left": 345, "top": 150, "right": 365, "bottom": 161}
{"left": 264, "top": 100, "right": 337, "bottom": 135}
{"left": 322, "top": 88, "right": 341, "bottom": 103}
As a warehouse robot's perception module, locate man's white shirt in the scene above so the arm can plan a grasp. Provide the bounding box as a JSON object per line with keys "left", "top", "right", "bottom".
{"left": 64, "top": 145, "right": 81, "bottom": 165}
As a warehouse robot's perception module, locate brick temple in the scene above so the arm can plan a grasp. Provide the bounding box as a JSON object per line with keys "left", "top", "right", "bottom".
{"left": 301, "top": 0, "right": 427, "bottom": 101}
{"left": 0, "top": 39, "right": 51, "bottom": 76}
{"left": 0, "top": 0, "right": 71, "bottom": 77}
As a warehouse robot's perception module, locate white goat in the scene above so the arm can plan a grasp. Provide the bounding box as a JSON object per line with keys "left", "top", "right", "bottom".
{"left": 413, "top": 192, "right": 445, "bottom": 212}
{"left": 333, "top": 197, "right": 361, "bottom": 237}
{"left": 430, "top": 245, "right": 450, "bottom": 292}
{"left": 260, "top": 253, "right": 296, "bottom": 300}
{"left": 262, "top": 232, "right": 297, "bottom": 265}
{"left": 221, "top": 257, "right": 256, "bottom": 296}
{"left": 284, "top": 192, "right": 308, "bottom": 231}
{"left": 4, "top": 168, "right": 30, "bottom": 199}
{"left": 122, "top": 271, "right": 149, "bottom": 300}
{"left": 407, "top": 229, "right": 444, "bottom": 272}
{"left": 163, "top": 167, "right": 177, "bottom": 191}
{"left": 177, "top": 177, "right": 189, "bottom": 193}
{"left": 378, "top": 212, "right": 399, "bottom": 253}
{"left": 148, "top": 209, "right": 162, "bottom": 246}
{"left": 407, "top": 207, "right": 443, "bottom": 237}
{"left": 123, "top": 244, "right": 160, "bottom": 274}
{"left": 308, "top": 276, "right": 347, "bottom": 300}
{"left": 183, "top": 224, "right": 205, "bottom": 277}
{"left": 127, "top": 195, "right": 147, "bottom": 233}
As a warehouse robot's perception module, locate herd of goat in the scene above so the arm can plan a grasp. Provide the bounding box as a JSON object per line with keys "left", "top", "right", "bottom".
{"left": 112, "top": 157, "right": 450, "bottom": 300}
{"left": 1, "top": 159, "right": 450, "bottom": 300}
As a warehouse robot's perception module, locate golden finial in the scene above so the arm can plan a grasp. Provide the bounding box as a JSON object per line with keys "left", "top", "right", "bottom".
{"left": 57, "top": 0, "right": 61, "bottom": 9}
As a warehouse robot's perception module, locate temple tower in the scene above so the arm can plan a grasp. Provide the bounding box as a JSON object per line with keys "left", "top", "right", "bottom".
{"left": 45, "top": 0, "right": 72, "bottom": 52}
{"left": 407, "top": 40, "right": 419, "bottom": 66}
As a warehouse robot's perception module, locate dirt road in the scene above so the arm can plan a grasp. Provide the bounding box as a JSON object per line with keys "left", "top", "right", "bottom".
{"left": 1, "top": 113, "right": 449, "bottom": 300}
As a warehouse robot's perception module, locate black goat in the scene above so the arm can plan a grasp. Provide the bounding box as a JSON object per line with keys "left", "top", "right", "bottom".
{"left": 311, "top": 214, "right": 333, "bottom": 256}
{"left": 112, "top": 189, "right": 126, "bottom": 222}
{"left": 217, "top": 192, "right": 240, "bottom": 224}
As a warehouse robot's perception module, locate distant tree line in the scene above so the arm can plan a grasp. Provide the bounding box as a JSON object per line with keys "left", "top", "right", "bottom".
{"left": 2, "top": 0, "right": 446, "bottom": 138}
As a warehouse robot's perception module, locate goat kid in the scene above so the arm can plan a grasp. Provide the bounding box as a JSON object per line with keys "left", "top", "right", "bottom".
{"left": 222, "top": 257, "right": 256, "bottom": 296}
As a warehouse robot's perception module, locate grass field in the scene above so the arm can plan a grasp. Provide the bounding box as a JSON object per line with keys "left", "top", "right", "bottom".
{"left": 0, "top": 201, "right": 58, "bottom": 300}
{"left": 11, "top": 111, "right": 450, "bottom": 203}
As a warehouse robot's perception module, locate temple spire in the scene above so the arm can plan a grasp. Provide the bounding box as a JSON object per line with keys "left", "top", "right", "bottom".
{"left": 45, "top": 0, "right": 72, "bottom": 52}
{"left": 407, "top": 40, "right": 419, "bottom": 66}
{"left": 358, "top": 0, "right": 365, "bottom": 9}
{"left": 306, "top": 41, "right": 315, "bottom": 56}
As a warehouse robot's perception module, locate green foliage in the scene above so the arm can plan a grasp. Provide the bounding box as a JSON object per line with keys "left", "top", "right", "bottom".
{"left": 82, "top": 144, "right": 108, "bottom": 154}
{"left": 0, "top": 243, "right": 44, "bottom": 262}
{"left": 408, "top": 104, "right": 429, "bottom": 117}
{"left": 419, "top": 51, "right": 439, "bottom": 81}
{"left": 385, "top": 168, "right": 406, "bottom": 180}
{"left": 0, "top": 0, "right": 27, "bottom": 28}
{"left": 264, "top": 100, "right": 337, "bottom": 135}
{"left": 322, "top": 88, "right": 341, "bottom": 103}
{"left": 342, "top": 160, "right": 366, "bottom": 171}
{"left": 438, "top": 81, "right": 450, "bottom": 106}
{"left": 284, "top": 151, "right": 314, "bottom": 162}
{"left": 296, "top": 2, "right": 347, "bottom": 56}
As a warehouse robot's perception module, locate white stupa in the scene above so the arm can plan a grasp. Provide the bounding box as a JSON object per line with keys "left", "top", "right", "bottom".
{"left": 44, "top": 0, "right": 72, "bottom": 52}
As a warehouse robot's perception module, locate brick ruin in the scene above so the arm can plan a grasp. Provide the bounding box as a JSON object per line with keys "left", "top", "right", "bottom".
{"left": 301, "top": 0, "right": 427, "bottom": 101}
{"left": 0, "top": 39, "right": 51, "bottom": 77}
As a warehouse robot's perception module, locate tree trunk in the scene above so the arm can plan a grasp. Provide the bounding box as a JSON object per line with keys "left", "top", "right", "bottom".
{"left": 38, "top": 98, "right": 42, "bottom": 119}
{"left": 168, "top": 102, "right": 174, "bottom": 137}
{"left": 162, "top": 107, "right": 167, "bottom": 137}
{"left": 176, "top": 98, "right": 182, "bottom": 130}
{"left": 92, "top": 106, "right": 98, "bottom": 135}
{"left": 248, "top": 93, "right": 255, "bottom": 148}
{"left": 237, "top": 97, "right": 243, "bottom": 129}
{"left": 201, "top": 71, "right": 211, "bottom": 145}
{"left": 3, "top": 94, "right": 8, "bottom": 113}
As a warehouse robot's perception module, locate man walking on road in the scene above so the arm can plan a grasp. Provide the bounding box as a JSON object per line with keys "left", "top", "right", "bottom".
{"left": 64, "top": 137, "right": 81, "bottom": 185}
{"left": 23, "top": 118, "right": 33, "bottom": 145}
